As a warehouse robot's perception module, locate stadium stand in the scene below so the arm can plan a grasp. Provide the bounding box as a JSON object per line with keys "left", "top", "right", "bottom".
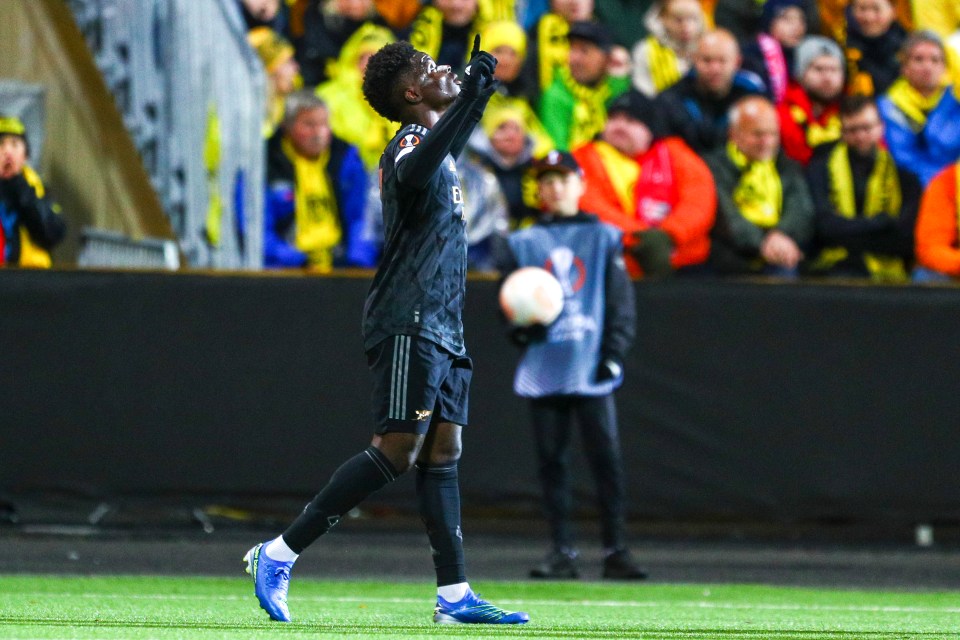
{"left": 66, "top": 0, "right": 266, "bottom": 269}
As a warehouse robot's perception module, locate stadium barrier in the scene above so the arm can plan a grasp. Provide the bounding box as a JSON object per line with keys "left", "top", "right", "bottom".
{"left": 65, "top": 0, "right": 266, "bottom": 270}
{"left": 1, "top": 269, "right": 958, "bottom": 526}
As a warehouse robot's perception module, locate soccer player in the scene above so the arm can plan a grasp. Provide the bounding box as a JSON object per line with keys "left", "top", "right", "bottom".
{"left": 243, "top": 37, "right": 529, "bottom": 626}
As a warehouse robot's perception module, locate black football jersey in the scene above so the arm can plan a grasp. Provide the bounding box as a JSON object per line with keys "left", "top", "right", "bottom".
{"left": 362, "top": 124, "right": 468, "bottom": 356}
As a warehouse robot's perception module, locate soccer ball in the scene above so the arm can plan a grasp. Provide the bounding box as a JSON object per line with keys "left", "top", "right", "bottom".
{"left": 499, "top": 266, "right": 564, "bottom": 327}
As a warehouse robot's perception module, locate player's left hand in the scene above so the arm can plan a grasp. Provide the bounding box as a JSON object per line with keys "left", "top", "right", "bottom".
{"left": 463, "top": 35, "right": 498, "bottom": 96}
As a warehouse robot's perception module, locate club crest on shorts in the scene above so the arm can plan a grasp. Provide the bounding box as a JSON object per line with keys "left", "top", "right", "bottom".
{"left": 415, "top": 409, "right": 433, "bottom": 422}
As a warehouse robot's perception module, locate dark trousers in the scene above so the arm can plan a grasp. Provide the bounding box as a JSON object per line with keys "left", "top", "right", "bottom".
{"left": 530, "top": 394, "right": 626, "bottom": 551}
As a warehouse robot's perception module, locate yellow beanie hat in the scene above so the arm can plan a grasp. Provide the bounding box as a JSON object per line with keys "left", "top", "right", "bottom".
{"left": 480, "top": 20, "right": 527, "bottom": 62}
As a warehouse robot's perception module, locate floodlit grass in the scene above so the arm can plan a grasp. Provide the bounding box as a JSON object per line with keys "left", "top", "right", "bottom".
{"left": 0, "top": 576, "right": 958, "bottom": 639}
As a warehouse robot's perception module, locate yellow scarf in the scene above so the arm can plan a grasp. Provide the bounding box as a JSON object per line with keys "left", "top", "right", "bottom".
{"left": 477, "top": 0, "right": 515, "bottom": 21}
{"left": 558, "top": 65, "right": 614, "bottom": 150}
{"left": 885, "top": 77, "right": 947, "bottom": 132}
{"left": 594, "top": 140, "right": 640, "bottom": 215}
{"left": 537, "top": 13, "right": 569, "bottom": 94}
{"left": 16, "top": 166, "right": 54, "bottom": 268}
{"left": 819, "top": 143, "right": 905, "bottom": 280}
{"left": 646, "top": 35, "right": 682, "bottom": 94}
{"left": 283, "top": 138, "right": 341, "bottom": 271}
{"left": 727, "top": 142, "right": 782, "bottom": 229}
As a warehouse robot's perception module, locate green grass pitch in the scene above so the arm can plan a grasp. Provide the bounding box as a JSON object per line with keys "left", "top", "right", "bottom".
{"left": 0, "top": 576, "right": 958, "bottom": 639}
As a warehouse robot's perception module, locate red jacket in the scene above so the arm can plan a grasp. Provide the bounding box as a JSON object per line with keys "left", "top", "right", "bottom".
{"left": 574, "top": 136, "right": 716, "bottom": 277}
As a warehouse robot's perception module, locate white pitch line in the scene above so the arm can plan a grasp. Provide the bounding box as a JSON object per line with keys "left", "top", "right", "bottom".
{"left": 7, "top": 592, "right": 960, "bottom": 615}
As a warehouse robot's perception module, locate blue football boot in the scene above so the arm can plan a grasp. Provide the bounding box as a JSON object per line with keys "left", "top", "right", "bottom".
{"left": 243, "top": 542, "right": 293, "bottom": 622}
{"left": 433, "top": 588, "right": 530, "bottom": 624}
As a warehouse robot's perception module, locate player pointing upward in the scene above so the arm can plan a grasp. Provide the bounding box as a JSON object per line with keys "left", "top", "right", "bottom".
{"left": 243, "top": 38, "right": 529, "bottom": 626}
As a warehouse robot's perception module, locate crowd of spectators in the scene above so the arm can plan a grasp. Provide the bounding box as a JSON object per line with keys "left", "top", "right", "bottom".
{"left": 242, "top": 0, "right": 960, "bottom": 282}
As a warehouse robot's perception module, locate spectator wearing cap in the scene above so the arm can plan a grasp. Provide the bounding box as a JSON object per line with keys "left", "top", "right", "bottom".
{"left": 878, "top": 30, "right": 960, "bottom": 186}
{"left": 631, "top": 0, "right": 706, "bottom": 97}
{"left": 657, "top": 29, "right": 767, "bottom": 155}
{"left": 573, "top": 89, "right": 716, "bottom": 277}
{"left": 844, "top": 0, "right": 909, "bottom": 96}
{"left": 538, "top": 20, "right": 630, "bottom": 151}
{"left": 0, "top": 116, "right": 66, "bottom": 268}
{"left": 249, "top": 27, "right": 303, "bottom": 137}
{"left": 264, "top": 91, "right": 375, "bottom": 269}
{"left": 706, "top": 96, "right": 814, "bottom": 277}
{"left": 740, "top": 0, "right": 807, "bottom": 106}
{"left": 494, "top": 148, "right": 648, "bottom": 583}
{"left": 777, "top": 35, "right": 846, "bottom": 165}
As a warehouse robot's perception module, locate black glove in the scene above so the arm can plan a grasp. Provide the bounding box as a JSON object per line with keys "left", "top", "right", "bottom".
{"left": 595, "top": 358, "right": 623, "bottom": 383}
{"left": 0, "top": 173, "right": 38, "bottom": 211}
{"left": 462, "top": 34, "right": 498, "bottom": 99}
{"left": 508, "top": 322, "right": 548, "bottom": 348}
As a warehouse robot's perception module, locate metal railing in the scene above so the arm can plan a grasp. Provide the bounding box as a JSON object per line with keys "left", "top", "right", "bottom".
{"left": 66, "top": 0, "right": 265, "bottom": 269}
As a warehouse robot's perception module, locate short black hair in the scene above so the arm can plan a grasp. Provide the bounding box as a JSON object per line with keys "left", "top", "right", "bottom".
{"left": 839, "top": 94, "right": 877, "bottom": 119}
{"left": 363, "top": 41, "right": 418, "bottom": 122}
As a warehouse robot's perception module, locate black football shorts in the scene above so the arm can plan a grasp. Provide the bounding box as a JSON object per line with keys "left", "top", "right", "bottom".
{"left": 367, "top": 335, "right": 473, "bottom": 435}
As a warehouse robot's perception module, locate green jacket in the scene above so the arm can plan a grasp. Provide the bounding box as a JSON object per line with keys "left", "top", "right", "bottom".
{"left": 538, "top": 70, "right": 629, "bottom": 152}
{"left": 706, "top": 148, "right": 814, "bottom": 272}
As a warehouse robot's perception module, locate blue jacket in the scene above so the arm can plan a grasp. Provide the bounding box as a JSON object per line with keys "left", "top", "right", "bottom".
{"left": 264, "top": 130, "right": 377, "bottom": 268}
{"left": 878, "top": 88, "right": 960, "bottom": 186}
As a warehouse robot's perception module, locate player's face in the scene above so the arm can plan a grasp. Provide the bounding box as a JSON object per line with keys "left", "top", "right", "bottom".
{"left": 538, "top": 171, "right": 584, "bottom": 215}
{"left": 0, "top": 135, "right": 27, "bottom": 180}
{"left": 288, "top": 106, "right": 331, "bottom": 160}
{"left": 841, "top": 105, "right": 884, "bottom": 156}
{"left": 412, "top": 54, "right": 461, "bottom": 109}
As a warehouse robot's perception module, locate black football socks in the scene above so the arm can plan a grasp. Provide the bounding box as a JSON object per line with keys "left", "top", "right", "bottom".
{"left": 416, "top": 462, "right": 467, "bottom": 586}
{"left": 282, "top": 446, "right": 398, "bottom": 553}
